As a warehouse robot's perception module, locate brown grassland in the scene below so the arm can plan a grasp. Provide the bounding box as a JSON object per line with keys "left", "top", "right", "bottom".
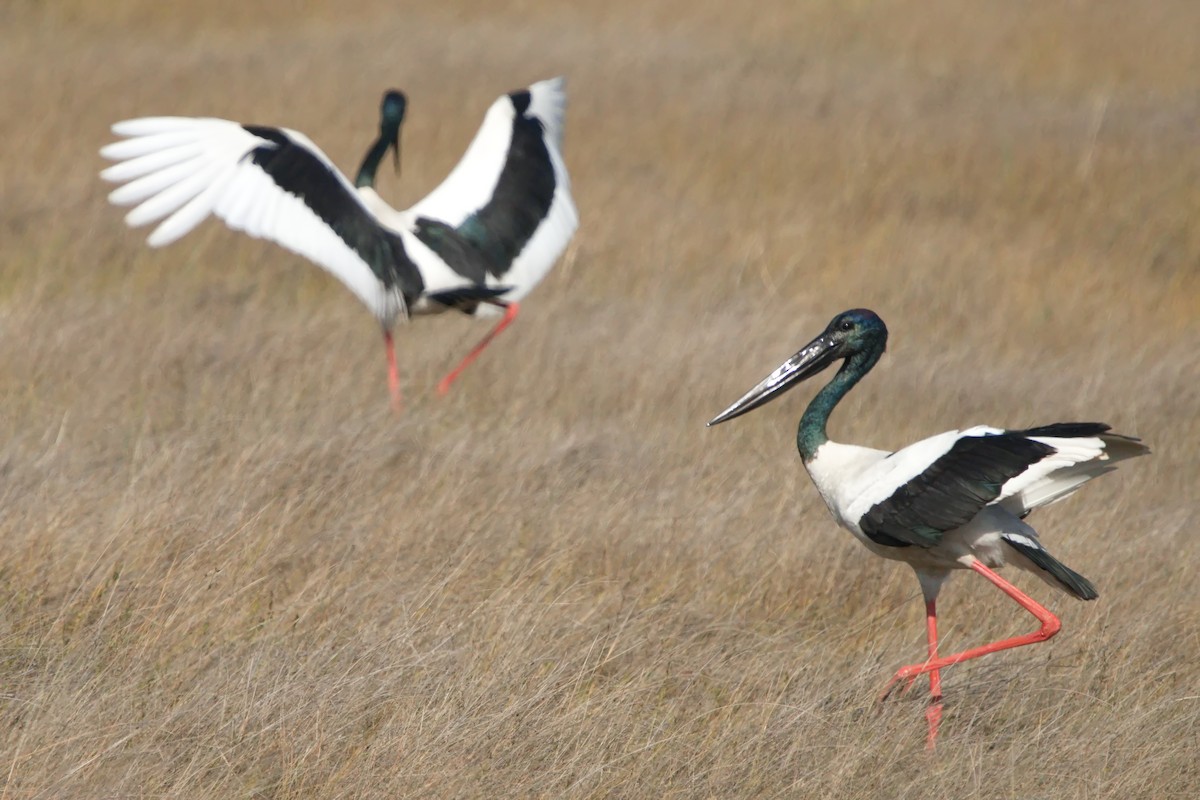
{"left": 2, "top": 0, "right": 1199, "bottom": 796}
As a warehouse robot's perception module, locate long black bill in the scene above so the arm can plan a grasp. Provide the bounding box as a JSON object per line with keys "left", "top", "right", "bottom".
{"left": 706, "top": 333, "right": 842, "bottom": 426}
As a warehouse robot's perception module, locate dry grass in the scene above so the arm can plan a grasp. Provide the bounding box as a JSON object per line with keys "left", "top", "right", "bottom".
{"left": 2, "top": 0, "right": 1199, "bottom": 796}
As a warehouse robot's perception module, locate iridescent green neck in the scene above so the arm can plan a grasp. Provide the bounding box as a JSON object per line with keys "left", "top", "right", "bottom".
{"left": 354, "top": 135, "right": 392, "bottom": 189}
{"left": 797, "top": 348, "right": 881, "bottom": 462}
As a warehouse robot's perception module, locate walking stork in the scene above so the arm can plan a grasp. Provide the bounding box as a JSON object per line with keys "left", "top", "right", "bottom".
{"left": 707, "top": 308, "right": 1149, "bottom": 747}
{"left": 100, "top": 78, "right": 578, "bottom": 412}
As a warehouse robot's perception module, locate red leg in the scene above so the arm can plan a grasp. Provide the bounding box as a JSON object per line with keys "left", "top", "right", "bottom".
{"left": 436, "top": 301, "right": 520, "bottom": 395}
{"left": 383, "top": 330, "right": 402, "bottom": 414}
{"left": 924, "top": 600, "right": 943, "bottom": 749}
{"left": 881, "top": 560, "right": 1061, "bottom": 710}
{"left": 883, "top": 598, "right": 944, "bottom": 748}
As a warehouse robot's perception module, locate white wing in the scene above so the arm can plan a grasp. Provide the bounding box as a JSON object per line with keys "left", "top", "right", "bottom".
{"left": 998, "top": 431, "right": 1148, "bottom": 515}
{"left": 100, "top": 117, "right": 411, "bottom": 322}
{"left": 406, "top": 96, "right": 515, "bottom": 225}
{"left": 840, "top": 428, "right": 984, "bottom": 522}
{"left": 406, "top": 77, "right": 578, "bottom": 312}
{"left": 837, "top": 425, "right": 1144, "bottom": 535}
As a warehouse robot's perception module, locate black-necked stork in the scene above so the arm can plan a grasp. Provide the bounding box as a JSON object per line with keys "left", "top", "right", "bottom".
{"left": 707, "top": 309, "right": 1149, "bottom": 748}
{"left": 354, "top": 89, "right": 407, "bottom": 191}
{"left": 100, "top": 77, "right": 578, "bottom": 412}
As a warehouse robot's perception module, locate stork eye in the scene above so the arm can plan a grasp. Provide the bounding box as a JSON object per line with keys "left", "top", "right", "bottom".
{"left": 838, "top": 319, "right": 854, "bottom": 332}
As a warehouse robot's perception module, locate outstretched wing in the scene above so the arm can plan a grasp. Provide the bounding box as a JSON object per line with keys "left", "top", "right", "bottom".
{"left": 100, "top": 117, "right": 424, "bottom": 320}
{"left": 850, "top": 424, "right": 1144, "bottom": 548}
{"left": 407, "top": 77, "right": 578, "bottom": 307}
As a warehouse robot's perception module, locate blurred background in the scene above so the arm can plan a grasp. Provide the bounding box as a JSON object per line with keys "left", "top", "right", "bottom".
{"left": 1, "top": 1, "right": 1197, "bottom": 796}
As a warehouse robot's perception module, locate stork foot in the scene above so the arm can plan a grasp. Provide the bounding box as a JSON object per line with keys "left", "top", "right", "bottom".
{"left": 878, "top": 665, "right": 924, "bottom": 703}
{"left": 877, "top": 667, "right": 943, "bottom": 748}
{"left": 925, "top": 698, "right": 943, "bottom": 749}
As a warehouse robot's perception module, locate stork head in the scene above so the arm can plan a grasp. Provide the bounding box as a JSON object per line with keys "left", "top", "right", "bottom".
{"left": 379, "top": 90, "right": 407, "bottom": 172}
{"left": 707, "top": 309, "right": 888, "bottom": 426}
{"left": 355, "top": 90, "right": 408, "bottom": 189}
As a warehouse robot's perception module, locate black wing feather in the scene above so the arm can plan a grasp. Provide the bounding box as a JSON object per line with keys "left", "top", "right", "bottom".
{"left": 242, "top": 125, "right": 424, "bottom": 301}
{"left": 453, "top": 93, "right": 557, "bottom": 279}
{"left": 1016, "top": 422, "right": 1110, "bottom": 439}
{"left": 859, "top": 432, "right": 1057, "bottom": 548}
{"left": 411, "top": 218, "right": 489, "bottom": 285}
{"left": 425, "top": 285, "right": 511, "bottom": 313}
{"left": 1002, "top": 534, "right": 1098, "bottom": 600}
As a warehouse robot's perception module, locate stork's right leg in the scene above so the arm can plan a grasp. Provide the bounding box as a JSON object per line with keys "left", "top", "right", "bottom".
{"left": 437, "top": 300, "right": 520, "bottom": 395}
{"left": 879, "top": 559, "right": 1061, "bottom": 747}
{"left": 922, "top": 598, "right": 943, "bottom": 748}
{"left": 879, "top": 571, "right": 947, "bottom": 747}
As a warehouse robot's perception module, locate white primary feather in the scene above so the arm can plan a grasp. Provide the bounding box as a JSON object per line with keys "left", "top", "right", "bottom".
{"left": 527, "top": 76, "right": 569, "bottom": 150}
{"left": 997, "top": 434, "right": 1145, "bottom": 515}
{"left": 101, "top": 118, "right": 401, "bottom": 322}
{"left": 101, "top": 143, "right": 208, "bottom": 184}
{"left": 994, "top": 435, "right": 1105, "bottom": 508}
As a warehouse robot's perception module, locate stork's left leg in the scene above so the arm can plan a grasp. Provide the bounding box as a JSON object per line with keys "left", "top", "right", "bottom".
{"left": 437, "top": 300, "right": 520, "bottom": 395}
{"left": 383, "top": 329, "right": 402, "bottom": 414}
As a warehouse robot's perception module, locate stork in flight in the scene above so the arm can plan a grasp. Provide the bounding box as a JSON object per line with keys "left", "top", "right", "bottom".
{"left": 101, "top": 77, "right": 578, "bottom": 412}
{"left": 707, "top": 308, "right": 1149, "bottom": 748}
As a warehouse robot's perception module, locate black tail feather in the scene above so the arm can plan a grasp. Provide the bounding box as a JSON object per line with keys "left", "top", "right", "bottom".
{"left": 426, "top": 286, "right": 511, "bottom": 314}
{"left": 1002, "top": 534, "right": 1099, "bottom": 600}
{"left": 1016, "top": 422, "right": 1111, "bottom": 439}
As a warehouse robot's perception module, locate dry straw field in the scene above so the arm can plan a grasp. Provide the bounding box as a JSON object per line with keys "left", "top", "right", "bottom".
{"left": 2, "top": 0, "right": 1198, "bottom": 796}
